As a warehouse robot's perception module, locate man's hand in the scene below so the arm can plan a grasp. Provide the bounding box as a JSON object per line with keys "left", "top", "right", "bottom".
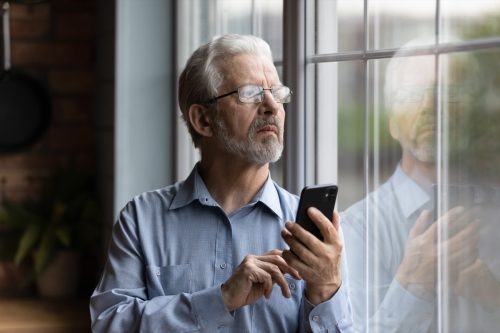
{"left": 396, "top": 207, "right": 479, "bottom": 299}
{"left": 281, "top": 208, "right": 343, "bottom": 305}
{"left": 221, "top": 249, "right": 300, "bottom": 312}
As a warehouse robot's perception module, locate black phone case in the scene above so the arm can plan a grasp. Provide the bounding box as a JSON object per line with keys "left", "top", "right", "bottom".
{"left": 295, "top": 184, "right": 338, "bottom": 241}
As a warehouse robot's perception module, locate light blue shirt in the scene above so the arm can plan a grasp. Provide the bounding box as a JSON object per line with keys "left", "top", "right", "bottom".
{"left": 90, "top": 165, "right": 353, "bottom": 332}
{"left": 342, "top": 165, "right": 500, "bottom": 332}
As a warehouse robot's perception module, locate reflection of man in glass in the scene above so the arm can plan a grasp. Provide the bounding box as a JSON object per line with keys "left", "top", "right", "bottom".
{"left": 342, "top": 38, "right": 500, "bottom": 332}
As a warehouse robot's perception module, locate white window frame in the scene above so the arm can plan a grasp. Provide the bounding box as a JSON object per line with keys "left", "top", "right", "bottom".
{"left": 285, "top": 0, "right": 500, "bottom": 330}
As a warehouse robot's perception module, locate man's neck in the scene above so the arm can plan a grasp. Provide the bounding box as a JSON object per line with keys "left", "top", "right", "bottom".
{"left": 400, "top": 150, "right": 436, "bottom": 191}
{"left": 198, "top": 157, "right": 270, "bottom": 215}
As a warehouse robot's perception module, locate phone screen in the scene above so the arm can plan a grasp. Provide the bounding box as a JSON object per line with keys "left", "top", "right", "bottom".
{"left": 295, "top": 184, "right": 338, "bottom": 241}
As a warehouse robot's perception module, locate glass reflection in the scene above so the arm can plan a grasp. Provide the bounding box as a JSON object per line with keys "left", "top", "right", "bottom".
{"left": 342, "top": 37, "right": 500, "bottom": 332}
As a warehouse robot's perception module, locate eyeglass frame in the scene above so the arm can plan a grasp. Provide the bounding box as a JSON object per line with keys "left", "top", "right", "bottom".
{"left": 204, "top": 84, "right": 293, "bottom": 105}
{"left": 392, "top": 85, "right": 473, "bottom": 104}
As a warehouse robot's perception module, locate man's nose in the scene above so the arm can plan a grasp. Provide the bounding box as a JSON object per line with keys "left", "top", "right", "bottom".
{"left": 259, "top": 89, "right": 280, "bottom": 115}
{"left": 421, "top": 89, "right": 436, "bottom": 109}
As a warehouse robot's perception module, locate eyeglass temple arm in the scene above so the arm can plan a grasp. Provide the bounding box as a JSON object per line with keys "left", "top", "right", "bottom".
{"left": 206, "top": 90, "right": 238, "bottom": 104}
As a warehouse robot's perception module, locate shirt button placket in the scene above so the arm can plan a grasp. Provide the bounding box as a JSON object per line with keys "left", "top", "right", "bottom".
{"left": 214, "top": 215, "right": 232, "bottom": 284}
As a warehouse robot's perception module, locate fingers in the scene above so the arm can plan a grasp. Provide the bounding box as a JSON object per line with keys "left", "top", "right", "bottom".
{"left": 251, "top": 255, "right": 294, "bottom": 299}
{"left": 258, "top": 252, "right": 301, "bottom": 280}
{"left": 222, "top": 253, "right": 296, "bottom": 310}
{"left": 446, "top": 219, "right": 480, "bottom": 271}
{"left": 434, "top": 206, "right": 466, "bottom": 236}
{"left": 308, "top": 207, "right": 339, "bottom": 244}
{"left": 281, "top": 212, "right": 343, "bottom": 296}
{"left": 281, "top": 248, "right": 313, "bottom": 277}
{"left": 281, "top": 224, "right": 317, "bottom": 267}
{"left": 410, "top": 210, "right": 432, "bottom": 238}
{"left": 281, "top": 208, "right": 343, "bottom": 276}
{"left": 284, "top": 207, "right": 340, "bottom": 251}
{"left": 248, "top": 253, "right": 300, "bottom": 296}
{"left": 332, "top": 211, "right": 340, "bottom": 231}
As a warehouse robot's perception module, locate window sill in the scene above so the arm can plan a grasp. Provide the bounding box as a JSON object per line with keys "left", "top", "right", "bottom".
{"left": 0, "top": 297, "right": 90, "bottom": 333}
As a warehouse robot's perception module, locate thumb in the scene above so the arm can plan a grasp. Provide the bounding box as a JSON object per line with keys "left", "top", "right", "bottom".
{"left": 332, "top": 211, "right": 340, "bottom": 231}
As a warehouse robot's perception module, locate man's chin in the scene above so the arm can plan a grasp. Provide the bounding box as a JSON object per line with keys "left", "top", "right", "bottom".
{"left": 247, "top": 146, "right": 283, "bottom": 164}
{"left": 411, "top": 146, "right": 436, "bottom": 163}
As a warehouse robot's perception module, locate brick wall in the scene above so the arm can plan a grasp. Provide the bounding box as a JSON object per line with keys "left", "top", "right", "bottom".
{"left": 0, "top": 0, "right": 98, "bottom": 203}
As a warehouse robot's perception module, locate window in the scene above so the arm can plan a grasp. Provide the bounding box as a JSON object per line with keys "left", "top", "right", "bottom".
{"left": 302, "top": 0, "right": 500, "bottom": 331}
{"left": 175, "top": 0, "right": 284, "bottom": 184}
{"left": 174, "top": 1, "right": 500, "bottom": 329}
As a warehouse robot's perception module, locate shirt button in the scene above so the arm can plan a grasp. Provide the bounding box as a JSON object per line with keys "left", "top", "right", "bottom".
{"left": 220, "top": 263, "right": 227, "bottom": 269}
{"left": 156, "top": 270, "right": 161, "bottom": 276}
{"left": 312, "top": 315, "right": 320, "bottom": 322}
{"left": 289, "top": 282, "right": 296, "bottom": 290}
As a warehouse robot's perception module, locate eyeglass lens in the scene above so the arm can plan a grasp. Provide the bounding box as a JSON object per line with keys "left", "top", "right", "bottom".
{"left": 238, "top": 85, "right": 291, "bottom": 104}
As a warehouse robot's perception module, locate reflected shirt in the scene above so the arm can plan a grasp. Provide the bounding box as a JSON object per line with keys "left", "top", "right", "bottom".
{"left": 342, "top": 164, "right": 500, "bottom": 333}
{"left": 90, "top": 165, "right": 353, "bottom": 333}
{"left": 342, "top": 165, "right": 434, "bottom": 333}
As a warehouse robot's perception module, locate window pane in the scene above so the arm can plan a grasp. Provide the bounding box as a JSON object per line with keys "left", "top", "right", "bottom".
{"left": 343, "top": 55, "right": 439, "bottom": 332}
{"left": 441, "top": 0, "right": 500, "bottom": 40}
{"left": 313, "top": 0, "right": 364, "bottom": 53}
{"left": 342, "top": 49, "right": 500, "bottom": 332}
{"left": 270, "top": 64, "right": 284, "bottom": 186}
{"left": 254, "top": 0, "right": 283, "bottom": 59}
{"left": 368, "top": 0, "right": 436, "bottom": 49}
{"left": 334, "top": 61, "right": 366, "bottom": 210}
{"left": 215, "top": 0, "right": 253, "bottom": 34}
{"left": 437, "top": 49, "right": 500, "bottom": 332}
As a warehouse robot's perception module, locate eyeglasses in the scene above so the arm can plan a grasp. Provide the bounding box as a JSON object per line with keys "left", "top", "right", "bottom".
{"left": 206, "top": 84, "right": 292, "bottom": 104}
{"left": 393, "top": 85, "right": 471, "bottom": 104}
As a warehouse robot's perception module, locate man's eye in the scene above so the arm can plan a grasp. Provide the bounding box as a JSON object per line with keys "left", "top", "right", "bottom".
{"left": 241, "top": 86, "right": 261, "bottom": 97}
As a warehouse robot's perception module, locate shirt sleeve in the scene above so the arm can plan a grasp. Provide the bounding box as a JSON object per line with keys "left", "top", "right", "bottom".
{"left": 300, "top": 283, "right": 354, "bottom": 333}
{"left": 89, "top": 204, "right": 234, "bottom": 332}
{"left": 299, "top": 226, "right": 355, "bottom": 333}
{"left": 371, "top": 279, "right": 435, "bottom": 333}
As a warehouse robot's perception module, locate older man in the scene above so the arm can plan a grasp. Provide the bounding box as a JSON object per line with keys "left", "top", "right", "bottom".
{"left": 90, "top": 34, "right": 353, "bottom": 332}
{"left": 342, "top": 37, "right": 500, "bottom": 332}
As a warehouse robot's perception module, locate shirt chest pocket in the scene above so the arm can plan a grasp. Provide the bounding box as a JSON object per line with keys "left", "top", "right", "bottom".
{"left": 146, "top": 264, "right": 193, "bottom": 298}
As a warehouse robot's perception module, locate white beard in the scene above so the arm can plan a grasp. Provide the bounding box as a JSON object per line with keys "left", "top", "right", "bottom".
{"left": 213, "top": 116, "right": 284, "bottom": 164}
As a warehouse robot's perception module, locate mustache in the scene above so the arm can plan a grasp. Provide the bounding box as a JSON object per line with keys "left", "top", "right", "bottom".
{"left": 249, "top": 117, "right": 282, "bottom": 136}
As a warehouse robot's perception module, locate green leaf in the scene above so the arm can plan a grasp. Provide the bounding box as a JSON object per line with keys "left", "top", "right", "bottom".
{"left": 56, "top": 226, "right": 71, "bottom": 248}
{"left": 34, "top": 230, "right": 56, "bottom": 274}
{"left": 14, "top": 223, "right": 41, "bottom": 265}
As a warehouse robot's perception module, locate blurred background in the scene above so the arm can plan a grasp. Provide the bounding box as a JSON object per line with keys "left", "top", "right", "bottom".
{"left": 0, "top": 0, "right": 498, "bottom": 332}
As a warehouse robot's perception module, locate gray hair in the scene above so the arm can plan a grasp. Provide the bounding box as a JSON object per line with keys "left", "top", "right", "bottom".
{"left": 178, "top": 34, "right": 274, "bottom": 147}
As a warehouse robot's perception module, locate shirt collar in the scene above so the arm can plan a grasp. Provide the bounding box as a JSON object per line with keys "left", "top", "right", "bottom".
{"left": 254, "top": 174, "right": 284, "bottom": 221}
{"left": 170, "top": 164, "right": 284, "bottom": 220}
{"left": 169, "top": 165, "right": 200, "bottom": 210}
{"left": 391, "top": 164, "right": 431, "bottom": 220}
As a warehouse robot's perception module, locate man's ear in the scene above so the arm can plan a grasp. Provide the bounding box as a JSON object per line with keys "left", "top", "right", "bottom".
{"left": 389, "top": 117, "right": 400, "bottom": 140}
{"left": 188, "top": 104, "right": 213, "bottom": 138}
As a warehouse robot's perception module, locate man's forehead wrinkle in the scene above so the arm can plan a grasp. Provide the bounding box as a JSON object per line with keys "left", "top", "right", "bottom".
{"left": 223, "top": 54, "right": 280, "bottom": 88}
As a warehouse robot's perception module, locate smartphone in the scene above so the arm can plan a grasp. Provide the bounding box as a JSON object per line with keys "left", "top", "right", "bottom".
{"left": 295, "top": 184, "right": 338, "bottom": 241}
{"left": 431, "top": 183, "right": 487, "bottom": 220}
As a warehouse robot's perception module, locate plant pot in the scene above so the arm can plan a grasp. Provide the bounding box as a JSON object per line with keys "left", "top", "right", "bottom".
{"left": 36, "top": 250, "right": 80, "bottom": 299}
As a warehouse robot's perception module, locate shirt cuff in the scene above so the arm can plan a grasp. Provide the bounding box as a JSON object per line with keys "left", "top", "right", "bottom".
{"left": 377, "top": 279, "right": 435, "bottom": 327}
{"left": 190, "top": 284, "right": 234, "bottom": 330}
{"left": 306, "top": 283, "right": 353, "bottom": 332}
